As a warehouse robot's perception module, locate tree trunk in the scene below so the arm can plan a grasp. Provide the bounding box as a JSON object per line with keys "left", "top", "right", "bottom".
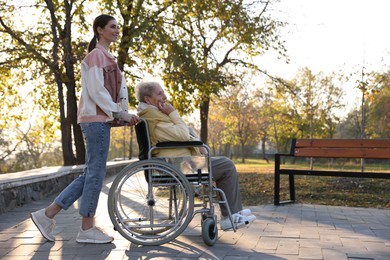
{"left": 199, "top": 96, "right": 210, "bottom": 144}
{"left": 67, "top": 70, "right": 84, "bottom": 165}
{"left": 63, "top": 3, "right": 85, "bottom": 164}
{"left": 241, "top": 141, "right": 245, "bottom": 163}
{"left": 53, "top": 47, "right": 75, "bottom": 166}
{"left": 57, "top": 79, "right": 75, "bottom": 166}
{"left": 261, "top": 136, "right": 269, "bottom": 163}
{"left": 117, "top": 13, "right": 132, "bottom": 72}
{"left": 46, "top": 0, "right": 76, "bottom": 166}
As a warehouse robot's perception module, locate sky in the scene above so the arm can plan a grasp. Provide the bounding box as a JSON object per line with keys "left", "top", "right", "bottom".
{"left": 257, "top": 0, "right": 390, "bottom": 96}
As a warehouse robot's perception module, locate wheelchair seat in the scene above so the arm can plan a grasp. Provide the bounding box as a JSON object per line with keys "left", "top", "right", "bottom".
{"left": 135, "top": 118, "right": 209, "bottom": 184}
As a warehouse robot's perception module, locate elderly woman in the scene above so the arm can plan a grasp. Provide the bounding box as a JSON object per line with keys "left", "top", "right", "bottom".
{"left": 135, "top": 80, "right": 256, "bottom": 230}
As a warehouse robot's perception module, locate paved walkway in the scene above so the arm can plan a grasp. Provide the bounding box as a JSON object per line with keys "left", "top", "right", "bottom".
{"left": 1, "top": 174, "right": 389, "bottom": 260}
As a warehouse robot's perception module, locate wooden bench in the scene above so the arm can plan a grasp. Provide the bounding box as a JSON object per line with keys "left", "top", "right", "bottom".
{"left": 274, "top": 139, "right": 390, "bottom": 205}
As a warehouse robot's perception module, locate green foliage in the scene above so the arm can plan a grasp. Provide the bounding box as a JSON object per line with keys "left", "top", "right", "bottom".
{"left": 7, "top": 0, "right": 387, "bottom": 175}
{"left": 209, "top": 82, "right": 264, "bottom": 162}
{"left": 125, "top": 0, "right": 286, "bottom": 142}
{"left": 0, "top": 67, "right": 27, "bottom": 172}
{"left": 265, "top": 68, "right": 345, "bottom": 152}
{"left": 192, "top": 67, "right": 348, "bottom": 160}
{"left": 1, "top": 0, "right": 287, "bottom": 171}
{"left": 0, "top": 0, "right": 95, "bottom": 166}
{"left": 339, "top": 69, "right": 390, "bottom": 139}
{"left": 0, "top": 68, "right": 23, "bottom": 128}
{"left": 108, "top": 126, "right": 138, "bottom": 161}
{"left": 364, "top": 71, "right": 390, "bottom": 138}
{"left": 159, "top": 0, "right": 286, "bottom": 108}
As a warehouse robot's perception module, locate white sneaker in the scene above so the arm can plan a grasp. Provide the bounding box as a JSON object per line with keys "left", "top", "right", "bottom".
{"left": 238, "top": 209, "right": 252, "bottom": 216}
{"left": 30, "top": 208, "right": 56, "bottom": 242}
{"left": 220, "top": 213, "right": 256, "bottom": 231}
{"left": 76, "top": 226, "right": 114, "bottom": 244}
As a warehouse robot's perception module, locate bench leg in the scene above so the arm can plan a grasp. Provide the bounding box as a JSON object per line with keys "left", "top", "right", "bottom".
{"left": 274, "top": 154, "right": 281, "bottom": 205}
{"left": 289, "top": 174, "right": 295, "bottom": 202}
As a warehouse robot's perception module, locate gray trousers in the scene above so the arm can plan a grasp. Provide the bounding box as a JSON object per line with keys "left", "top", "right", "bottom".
{"left": 211, "top": 156, "right": 243, "bottom": 216}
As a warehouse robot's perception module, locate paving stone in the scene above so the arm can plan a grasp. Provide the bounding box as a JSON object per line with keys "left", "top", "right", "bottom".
{"left": 299, "top": 247, "right": 323, "bottom": 259}
{"left": 275, "top": 239, "right": 299, "bottom": 255}
{"left": 6, "top": 244, "right": 42, "bottom": 256}
{"left": 322, "top": 248, "right": 348, "bottom": 260}
{"left": 0, "top": 248, "right": 13, "bottom": 258}
{"left": 255, "top": 237, "right": 280, "bottom": 250}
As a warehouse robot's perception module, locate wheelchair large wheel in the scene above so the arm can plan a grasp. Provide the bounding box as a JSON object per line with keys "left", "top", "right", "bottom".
{"left": 108, "top": 159, "right": 194, "bottom": 246}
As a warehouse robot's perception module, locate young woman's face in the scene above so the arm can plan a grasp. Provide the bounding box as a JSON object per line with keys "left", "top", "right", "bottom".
{"left": 145, "top": 85, "right": 167, "bottom": 107}
{"left": 97, "top": 19, "right": 119, "bottom": 44}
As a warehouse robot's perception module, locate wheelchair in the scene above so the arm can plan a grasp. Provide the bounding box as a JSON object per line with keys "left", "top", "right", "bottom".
{"left": 107, "top": 118, "right": 237, "bottom": 246}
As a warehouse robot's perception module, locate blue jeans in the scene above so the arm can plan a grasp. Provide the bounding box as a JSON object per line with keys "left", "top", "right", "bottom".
{"left": 54, "top": 122, "right": 111, "bottom": 217}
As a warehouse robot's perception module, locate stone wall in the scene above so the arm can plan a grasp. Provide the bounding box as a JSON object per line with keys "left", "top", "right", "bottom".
{"left": 0, "top": 161, "right": 132, "bottom": 214}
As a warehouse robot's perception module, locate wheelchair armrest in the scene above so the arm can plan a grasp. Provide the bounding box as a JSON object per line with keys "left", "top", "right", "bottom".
{"left": 156, "top": 141, "right": 204, "bottom": 148}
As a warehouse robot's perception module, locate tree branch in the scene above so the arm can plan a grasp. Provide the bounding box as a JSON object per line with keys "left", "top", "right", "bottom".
{"left": 0, "top": 17, "right": 53, "bottom": 67}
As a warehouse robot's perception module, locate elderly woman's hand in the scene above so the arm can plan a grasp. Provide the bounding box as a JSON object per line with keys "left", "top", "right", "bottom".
{"left": 158, "top": 101, "right": 175, "bottom": 115}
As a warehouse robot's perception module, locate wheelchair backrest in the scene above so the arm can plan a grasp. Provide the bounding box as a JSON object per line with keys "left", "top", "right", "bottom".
{"left": 135, "top": 118, "right": 151, "bottom": 160}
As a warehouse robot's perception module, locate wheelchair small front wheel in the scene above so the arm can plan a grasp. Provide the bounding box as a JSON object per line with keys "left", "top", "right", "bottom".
{"left": 201, "top": 218, "right": 218, "bottom": 246}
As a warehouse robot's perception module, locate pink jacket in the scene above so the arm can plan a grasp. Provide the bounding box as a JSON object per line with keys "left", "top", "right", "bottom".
{"left": 77, "top": 44, "right": 129, "bottom": 123}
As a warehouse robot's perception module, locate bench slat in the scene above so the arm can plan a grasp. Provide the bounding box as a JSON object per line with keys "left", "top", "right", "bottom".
{"left": 294, "top": 148, "right": 390, "bottom": 159}
{"left": 296, "top": 139, "right": 390, "bottom": 148}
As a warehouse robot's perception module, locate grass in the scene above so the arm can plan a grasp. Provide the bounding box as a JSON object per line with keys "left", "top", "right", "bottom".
{"left": 234, "top": 158, "right": 390, "bottom": 209}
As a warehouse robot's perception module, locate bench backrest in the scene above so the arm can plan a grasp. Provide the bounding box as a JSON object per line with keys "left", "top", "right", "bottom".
{"left": 293, "top": 139, "right": 390, "bottom": 159}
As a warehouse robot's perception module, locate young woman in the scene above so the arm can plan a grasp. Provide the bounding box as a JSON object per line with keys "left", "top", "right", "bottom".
{"left": 31, "top": 14, "right": 140, "bottom": 244}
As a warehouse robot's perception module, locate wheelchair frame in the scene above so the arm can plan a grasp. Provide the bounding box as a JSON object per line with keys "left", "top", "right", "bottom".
{"left": 108, "top": 118, "right": 236, "bottom": 246}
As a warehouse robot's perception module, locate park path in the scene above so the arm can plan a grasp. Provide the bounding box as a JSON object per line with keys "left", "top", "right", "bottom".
{"left": 1, "top": 174, "right": 390, "bottom": 259}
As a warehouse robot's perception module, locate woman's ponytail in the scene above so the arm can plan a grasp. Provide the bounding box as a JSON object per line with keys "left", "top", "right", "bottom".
{"left": 87, "top": 35, "right": 97, "bottom": 53}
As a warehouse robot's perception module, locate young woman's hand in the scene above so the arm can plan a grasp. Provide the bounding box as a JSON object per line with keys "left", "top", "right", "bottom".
{"left": 123, "top": 114, "right": 140, "bottom": 126}
{"left": 199, "top": 147, "right": 209, "bottom": 155}
{"left": 114, "top": 111, "right": 140, "bottom": 126}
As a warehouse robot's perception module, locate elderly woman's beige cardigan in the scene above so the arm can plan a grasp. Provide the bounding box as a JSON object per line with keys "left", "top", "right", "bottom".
{"left": 137, "top": 102, "right": 200, "bottom": 157}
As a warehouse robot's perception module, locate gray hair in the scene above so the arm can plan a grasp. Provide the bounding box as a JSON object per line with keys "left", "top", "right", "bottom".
{"left": 135, "top": 81, "right": 161, "bottom": 102}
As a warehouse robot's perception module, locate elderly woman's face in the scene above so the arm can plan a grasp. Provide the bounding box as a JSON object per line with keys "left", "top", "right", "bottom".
{"left": 145, "top": 85, "right": 167, "bottom": 107}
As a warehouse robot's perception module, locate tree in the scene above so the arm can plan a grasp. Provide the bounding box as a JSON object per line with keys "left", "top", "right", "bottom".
{"left": 210, "top": 83, "right": 264, "bottom": 163}
{"left": 146, "top": 0, "right": 286, "bottom": 144}
{"left": 100, "top": 0, "right": 177, "bottom": 102}
{"left": 259, "top": 87, "right": 297, "bottom": 153}
{"left": 1, "top": 0, "right": 286, "bottom": 168}
{"left": 253, "top": 89, "right": 275, "bottom": 162}
{"left": 268, "top": 68, "right": 345, "bottom": 152}
{"left": 0, "top": 67, "right": 26, "bottom": 173}
{"left": 0, "top": 0, "right": 90, "bottom": 165}
{"left": 347, "top": 69, "right": 390, "bottom": 139}
{"left": 14, "top": 123, "right": 59, "bottom": 170}
{"left": 108, "top": 126, "right": 136, "bottom": 160}
{"left": 355, "top": 68, "right": 389, "bottom": 138}
{"left": 366, "top": 71, "right": 390, "bottom": 138}
{"left": 207, "top": 109, "right": 227, "bottom": 156}
{"left": 1, "top": 0, "right": 192, "bottom": 167}
{"left": 335, "top": 109, "right": 362, "bottom": 139}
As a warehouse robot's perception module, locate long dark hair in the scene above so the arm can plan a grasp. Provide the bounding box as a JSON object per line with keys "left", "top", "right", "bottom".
{"left": 87, "top": 14, "right": 116, "bottom": 53}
